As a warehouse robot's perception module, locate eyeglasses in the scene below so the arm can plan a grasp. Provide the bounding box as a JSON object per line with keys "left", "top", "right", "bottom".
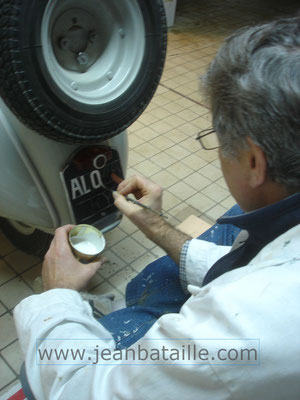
{"left": 196, "top": 128, "right": 219, "bottom": 150}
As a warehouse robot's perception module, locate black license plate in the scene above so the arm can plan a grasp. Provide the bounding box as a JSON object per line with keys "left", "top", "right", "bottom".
{"left": 60, "top": 146, "right": 124, "bottom": 226}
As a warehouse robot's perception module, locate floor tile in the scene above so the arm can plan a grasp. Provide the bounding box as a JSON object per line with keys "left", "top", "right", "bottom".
{"left": 166, "top": 162, "right": 193, "bottom": 179}
{"left": 151, "top": 152, "right": 176, "bottom": 168}
{"left": 0, "top": 303, "right": 7, "bottom": 317}
{"left": 0, "top": 278, "right": 33, "bottom": 310}
{"left": 137, "top": 113, "right": 159, "bottom": 126}
{"left": 151, "top": 120, "right": 173, "bottom": 134}
{"left": 128, "top": 120, "right": 144, "bottom": 133}
{"left": 89, "top": 281, "right": 121, "bottom": 298}
{"left": 161, "top": 90, "right": 182, "bottom": 101}
{"left": 181, "top": 153, "right": 208, "bottom": 170}
{"left": 165, "top": 144, "right": 190, "bottom": 161}
{"left": 111, "top": 237, "right": 146, "bottom": 264}
{"left": 0, "top": 357, "right": 16, "bottom": 389}
{"left": 174, "top": 97, "right": 195, "bottom": 109}
{"left": 128, "top": 134, "right": 144, "bottom": 149}
{"left": 0, "top": 379, "right": 19, "bottom": 397}
{"left": 104, "top": 228, "right": 127, "bottom": 248}
{"left": 0, "top": 261, "right": 16, "bottom": 286}
{"left": 190, "top": 117, "right": 211, "bottom": 131}
{"left": 184, "top": 171, "right": 211, "bottom": 190}
{"left": 151, "top": 246, "right": 166, "bottom": 259}
{"left": 151, "top": 95, "right": 171, "bottom": 107}
{"left": 0, "top": 234, "right": 15, "bottom": 257}
{"left": 163, "top": 114, "right": 186, "bottom": 129}
{"left": 201, "top": 183, "right": 229, "bottom": 202}
{"left": 216, "top": 176, "right": 228, "bottom": 190}
{"left": 170, "top": 203, "right": 200, "bottom": 223}
{"left": 221, "top": 195, "right": 236, "bottom": 210}
{"left": 186, "top": 192, "right": 216, "bottom": 214}
{"left": 163, "top": 101, "right": 185, "bottom": 114}
{"left": 127, "top": 150, "right": 144, "bottom": 167}
{"left": 0, "top": 313, "right": 18, "bottom": 349}
{"left": 131, "top": 231, "right": 155, "bottom": 250}
{"left": 134, "top": 160, "right": 162, "bottom": 177}
{"left": 1, "top": 341, "right": 23, "bottom": 375}
{"left": 21, "top": 264, "right": 43, "bottom": 293}
{"left": 131, "top": 253, "right": 158, "bottom": 274}
{"left": 180, "top": 137, "right": 201, "bottom": 153}
{"left": 118, "top": 218, "right": 139, "bottom": 235}
{"left": 163, "top": 191, "right": 183, "bottom": 212}
{"left": 109, "top": 266, "right": 137, "bottom": 295}
{"left": 86, "top": 272, "right": 104, "bottom": 292}
{"left": 196, "top": 148, "right": 219, "bottom": 163}
{"left": 168, "top": 181, "right": 197, "bottom": 201}
{"left": 150, "top": 136, "right": 174, "bottom": 151}
{"left": 4, "top": 251, "right": 40, "bottom": 275}
{"left": 177, "top": 122, "right": 202, "bottom": 138}
{"left": 164, "top": 129, "right": 188, "bottom": 144}
{"left": 199, "top": 164, "right": 223, "bottom": 181}
{"left": 150, "top": 170, "right": 178, "bottom": 189}
{"left": 135, "top": 143, "right": 161, "bottom": 158}
{"left": 150, "top": 107, "right": 172, "bottom": 120}
{"left": 205, "top": 204, "right": 228, "bottom": 222}
{"left": 135, "top": 126, "right": 160, "bottom": 141}
{"left": 99, "top": 250, "right": 127, "bottom": 279}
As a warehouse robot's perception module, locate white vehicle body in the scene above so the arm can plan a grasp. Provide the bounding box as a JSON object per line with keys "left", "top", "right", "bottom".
{"left": 0, "top": 0, "right": 167, "bottom": 255}
{"left": 0, "top": 97, "right": 127, "bottom": 234}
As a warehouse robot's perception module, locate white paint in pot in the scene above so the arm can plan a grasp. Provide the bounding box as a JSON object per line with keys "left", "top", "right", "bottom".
{"left": 72, "top": 240, "right": 99, "bottom": 255}
{"left": 71, "top": 233, "right": 105, "bottom": 255}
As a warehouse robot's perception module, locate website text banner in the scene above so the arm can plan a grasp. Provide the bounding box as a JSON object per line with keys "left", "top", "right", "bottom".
{"left": 36, "top": 338, "right": 260, "bottom": 366}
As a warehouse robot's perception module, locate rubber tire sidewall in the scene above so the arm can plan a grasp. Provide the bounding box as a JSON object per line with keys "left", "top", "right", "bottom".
{"left": 0, "top": 0, "right": 167, "bottom": 143}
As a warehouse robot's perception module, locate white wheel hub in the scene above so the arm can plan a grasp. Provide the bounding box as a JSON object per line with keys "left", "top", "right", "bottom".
{"left": 41, "top": 0, "right": 146, "bottom": 105}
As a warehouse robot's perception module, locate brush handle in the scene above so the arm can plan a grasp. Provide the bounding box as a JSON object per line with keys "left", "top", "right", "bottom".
{"left": 125, "top": 196, "right": 167, "bottom": 218}
{"left": 102, "top": 182, "right": 167, "bottom": 219}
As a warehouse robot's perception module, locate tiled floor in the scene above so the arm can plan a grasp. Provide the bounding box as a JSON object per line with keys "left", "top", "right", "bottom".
{"left": 1, "top": 0, "right": 299, "bottom": 394}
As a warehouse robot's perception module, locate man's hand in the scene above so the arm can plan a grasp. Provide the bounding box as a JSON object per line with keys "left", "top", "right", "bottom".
{"left": 114, "top": 174, "right": 163, "bottom": 214}
{"left": 42, "top": 225, "right": 106, "bottom": 292}
{"left": 113, "top": 175, "right": 164, "bottom": 235}
{"left": 113, "top": 175, "right": 192, "bottom": 265}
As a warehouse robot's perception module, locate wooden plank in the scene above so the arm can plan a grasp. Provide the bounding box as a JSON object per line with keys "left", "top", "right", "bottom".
{"left": 177, "top": 215, "right": 212, "bottom": 238}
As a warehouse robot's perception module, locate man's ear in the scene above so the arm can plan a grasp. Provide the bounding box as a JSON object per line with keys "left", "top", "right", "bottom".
{"left": 245, "top": 136, "right": 268, "bottom": 188}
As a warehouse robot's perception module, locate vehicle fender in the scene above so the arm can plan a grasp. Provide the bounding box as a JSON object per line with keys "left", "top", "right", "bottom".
{"left": 0, "top": 98, "right": 128, "bottom": 233}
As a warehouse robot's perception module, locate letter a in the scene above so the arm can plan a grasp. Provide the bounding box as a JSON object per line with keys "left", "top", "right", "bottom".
{"left": 71, "top": 178, "right": 84, "bottom": 200}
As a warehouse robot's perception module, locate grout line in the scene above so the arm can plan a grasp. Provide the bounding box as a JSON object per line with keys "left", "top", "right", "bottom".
{"left": 159, "top": 82, "right": 210, "bottom": 110}
{"left": 0, "top": 258, "right": 40, "bottom": 292}
{"left": 0, "top": 354, "right": 17, "bottom": 385}
{"left": 5, "top": 257, "right": 41, "bottom": 278}
{"left": 0, "top": 299, "right": 8, "bottom": 314}
{"left": 0, "top": 338, "right": 19, "bottom": 353}
{"left": 0, "top": 378, "right": 19, "bottom": 394}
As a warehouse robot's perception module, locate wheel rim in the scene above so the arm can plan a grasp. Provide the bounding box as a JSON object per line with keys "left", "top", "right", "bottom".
{"left": 8, "top": 220, "right": 36, "bottom": 235}
{"left": 41, "top": 0, "right": 146, "bottom": 105}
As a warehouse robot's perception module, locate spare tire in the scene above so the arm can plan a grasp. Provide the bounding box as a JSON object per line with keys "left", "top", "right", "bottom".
{"left": 0, "top": 0, "right": 167, "bottom": 144}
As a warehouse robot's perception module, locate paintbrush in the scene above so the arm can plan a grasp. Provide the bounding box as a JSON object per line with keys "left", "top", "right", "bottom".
{"left": 104, "top": 173, "right": 168, "bottom": 219}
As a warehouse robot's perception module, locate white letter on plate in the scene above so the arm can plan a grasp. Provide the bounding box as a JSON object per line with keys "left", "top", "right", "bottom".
{"left": 71, "top": 178, "right": 84, "bottom": 200}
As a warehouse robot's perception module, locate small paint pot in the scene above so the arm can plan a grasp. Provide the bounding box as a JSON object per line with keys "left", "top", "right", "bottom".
{"left": 69, "top": 224, "right": 106, "bottom": 263}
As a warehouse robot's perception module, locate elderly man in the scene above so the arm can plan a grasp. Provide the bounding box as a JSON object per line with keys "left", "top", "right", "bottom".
{"left": 15, "top": 16, "right": 300, "bottom": 399}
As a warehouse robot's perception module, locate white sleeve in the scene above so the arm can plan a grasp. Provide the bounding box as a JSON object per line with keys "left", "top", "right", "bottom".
{"left": 179, "top": 239, "right": 231, "bottom": 291}
{"left": 14, "top": 288, "right": 231, "bottom": 400}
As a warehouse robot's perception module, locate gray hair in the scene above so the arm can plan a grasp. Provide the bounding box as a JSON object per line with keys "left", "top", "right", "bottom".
{"left": 202, "top": 16, "right": 300, "bottom": 189}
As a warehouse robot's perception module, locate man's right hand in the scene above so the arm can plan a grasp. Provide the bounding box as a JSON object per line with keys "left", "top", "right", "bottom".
{"left": 113, "top": 175, "right": 192, "bottom": 265}
{"left": 113, "top": 175, "right": 165, "bottom": 235}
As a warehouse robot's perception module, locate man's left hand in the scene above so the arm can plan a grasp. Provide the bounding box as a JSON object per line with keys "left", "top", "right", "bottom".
{"left": 42, "top": 225, "right": 106, "bottom": 292}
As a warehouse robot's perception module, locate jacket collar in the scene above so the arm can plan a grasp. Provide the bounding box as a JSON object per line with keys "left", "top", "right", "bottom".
{"left": 217, "top": 193, "right": 300, "bottom": 243}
